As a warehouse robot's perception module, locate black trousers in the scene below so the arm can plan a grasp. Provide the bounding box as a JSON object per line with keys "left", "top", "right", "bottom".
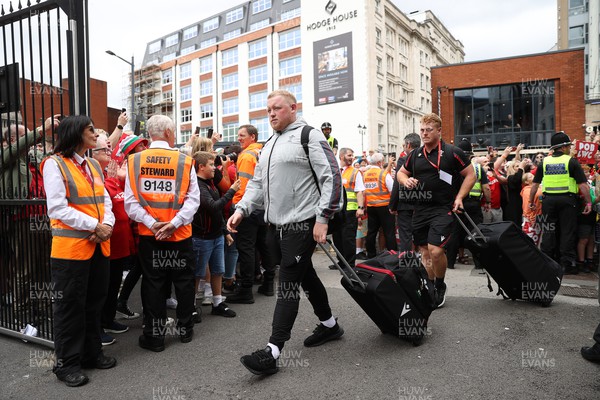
{"left": 446, "top": 198, "right": 483, "bottom": 268}
{"left": 118, "top": 255, "right": 142, "bottom": 304}
{"left": 51, "top": 245, "right": 109, "bottom": 378}
{"left": 235, "top": 211, "right": 276, "bottom": 287}
{"left": 138, "top": 236, "right": 195, "bottom": 340}
{"left": 594, "top": 321, "right": 600, "bottom": 346}
{"left": 267, "top": 219, "right": 333, "bottom": 350}
{"left": 332, "top": 209, "right": 358, "bottom": 267}
{"left": 396, "top": 209, "right": 414, "bottom": 253}
{"left": 540, "top": 194, "right": 577, "bottom": 269}
{"left": 366, "top": 206, "right": 397, "bottom": 258}
{"left": 101, "top": 257, "right": 127, "bottom": 327}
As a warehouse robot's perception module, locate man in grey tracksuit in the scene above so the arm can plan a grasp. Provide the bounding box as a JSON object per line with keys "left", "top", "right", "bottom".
{"left": 228, "top": 89, "right": 344, "bottom": 376}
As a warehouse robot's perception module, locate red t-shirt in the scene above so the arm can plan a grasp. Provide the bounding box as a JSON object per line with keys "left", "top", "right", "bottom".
{"left": 483, "top": 171, "right": 502, "bottom": 209}
{"left": 104, "top": 176, "right": 134, "bottom": 260}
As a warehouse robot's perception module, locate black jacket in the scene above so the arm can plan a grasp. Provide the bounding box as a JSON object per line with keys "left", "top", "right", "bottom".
{"left": 192, "top": 177, "right": 235, "bottom": 240}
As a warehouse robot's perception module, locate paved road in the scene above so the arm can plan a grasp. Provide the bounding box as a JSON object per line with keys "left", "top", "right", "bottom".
{"left": 1, "top": 251, "right": 599, "bottom": 400}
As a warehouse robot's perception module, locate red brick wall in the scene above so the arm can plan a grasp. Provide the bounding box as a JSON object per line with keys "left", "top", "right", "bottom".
{"left": 431, "top": 49, "right": 585, "bottom": 144}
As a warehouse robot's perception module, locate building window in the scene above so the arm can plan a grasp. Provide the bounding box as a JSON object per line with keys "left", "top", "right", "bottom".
{"left": 223, "top": 123, "right": 238, "bottom": 141}
{"left": 399, "top": 37, "right": 408, "bottom": 56}
{"left": 163, "top": 53, "right": 177, "bottom": 62}
{"left": 149, "top": 40, "right": 161, "bottom": 54}
{"left": 180, "top": 63, "right": 192, "bottom": 79}
{"left": 399, "top": 63, "right": 408, "bottom": 82}
{"left": 249, "top": 38, "right": 268, "bottom": 58}
{"left": 252, "top": 0, "right": 272, "bottom": 14}
{"left": 224, "top": 29, "right": 242, "bottom": 41}
{"left": 180, "top": 85, "right": 192, "bottom": 101}
{"left": 222, "top": 47, "right": 239, "bottom": 67}
{"left": 281, "top": 8, "right": 301, "bottom": 21}
{"left": 386, "top": 28, "right": 395, "bottom": 47}
{"left": 282, "top": 83, "right": 302, "bottom": 102}
{"left": 378, "top": 124, "right": 383, "bottom": 145}
{"left": 199, "top": 56, "right": 212, "bottom": 74}
{"left": 200, "top": 103, "right": 213, "bottom": 119}
{"left": 376, "top": 57, "right": 382, "bottom": 75}
{"left": 180, "top": 45, "right": 196, "bottom": 56}
{"left": 181, "top": 108, "right": 193, "bottom": 123}
{"left": 165, "top": 34, "right": 179, "bottom": 47}
{"left": 279, "top": 57, "right": 301, "bottom": 77}
{"left": 180, "top": 130, "right": 192, "bottom": 144}
{"left": 249, "top": 65, "right": 268, "bottom": 84}
{"left": 250, "top": 18, "right": 270, "bottom": 31}
{"left": 376, "top": 28, "right": 381, "bottom": 45}
{"left": 377, "top": 85, "right": 383, "bottom": 108}
{"left": 375, "top": 0, "right": 381, "bottom": 14}
{"left": 162, "top": 91, "right": 173, "bottom": 102}
{"left": 453, "top": 82, "right": 556, "bottom": 146}
{"left": 222, "top": 73, "right": 239, "bottom": 91}
{"left": 279, "top": 28, "right": 301, "bottom": 51}
{"left": 183, "top": 26, "right": 198, "bottom": 40}
{"left": 226, "top": 7, "right": 244, "bottom": 24}
{"left": 249, "top": 91, "right": 267, "bottom": 110}
{"left": 250, "top": 117, "right": 270, "bottom": 141}
{"left": 200, "top": 38, "right": 217, "bottom": 49}
{"left": 386, "top": 55, "right": 394, "bottom": 74}
{"left": 162, "top": 69, "right": 172, "bottom": 85}
{"left": 223, "top": 98, "right": 239, "bottom": 115}
{"left": 568, "top": 25, "right": 586, "bottom": 46}
{"left": 420, "top": 74, "right": 425, "bottom": 90}
{"left": 203, "top": 16, "right": 219, "bottom": 33}
{"left": 200, "top": 80, "right": 213, "bottom": 96}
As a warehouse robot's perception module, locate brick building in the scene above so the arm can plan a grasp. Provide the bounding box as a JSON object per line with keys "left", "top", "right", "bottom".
{"left": 431, "top": 49, "right": 585, "bottom": 149}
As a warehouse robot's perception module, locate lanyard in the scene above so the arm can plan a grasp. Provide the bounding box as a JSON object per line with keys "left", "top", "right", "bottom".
{"left": 423, "top": 141, "right": 441, "bottom": 171}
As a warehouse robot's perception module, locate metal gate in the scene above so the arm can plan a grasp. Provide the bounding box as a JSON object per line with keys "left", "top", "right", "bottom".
{"left": 0, "top": 0, "right": 90, "bottom": 347}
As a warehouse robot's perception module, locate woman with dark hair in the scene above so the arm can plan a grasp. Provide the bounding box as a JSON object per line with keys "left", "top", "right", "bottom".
{"left": 41, "top": 115, "right": 116, "bottom": 387}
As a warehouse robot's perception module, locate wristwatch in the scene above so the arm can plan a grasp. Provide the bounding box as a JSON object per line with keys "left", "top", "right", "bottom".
{"left": 117, "top": 124, "right": 124, "bottom": 130}
{"left": 357, "top": 206, "right": 365, "bottom": 210}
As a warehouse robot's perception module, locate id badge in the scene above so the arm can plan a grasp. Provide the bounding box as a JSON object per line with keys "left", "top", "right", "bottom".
{"left": 439, "top": 170, "right": 452, "bottom": 185}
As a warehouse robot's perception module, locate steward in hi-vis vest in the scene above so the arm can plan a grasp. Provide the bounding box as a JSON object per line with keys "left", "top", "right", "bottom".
{"left": 331, "top": 148, "right": 365, "bottom": 269}
{"left": 529, "top": 132, "right": 591, "bottom": 275}
{"left": 41, "top": 115, "right": 117, "bottom": 386}
{"left": 124, "top": 115, "right": 200, "bottom": 349}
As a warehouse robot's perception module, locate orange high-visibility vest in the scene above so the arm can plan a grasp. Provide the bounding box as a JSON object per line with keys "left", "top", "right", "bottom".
{"left": 127, "top": 148, "right": 193, "bottom": 242}
{"left": 364, "top": 166, "right": 390, "bottom": 207}
{"left": 41, "top": 155, "right": 110, "bottom": 260}
{"left": 233, "top": 142, "right": 262, "bottom": 204}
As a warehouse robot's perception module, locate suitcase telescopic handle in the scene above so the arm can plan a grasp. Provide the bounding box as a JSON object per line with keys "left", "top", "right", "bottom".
{"left": 453, "top": 208, "right": 487, "bottom": 245}
{"left": 319, "top": 239, "right": 367, "bottom": 290}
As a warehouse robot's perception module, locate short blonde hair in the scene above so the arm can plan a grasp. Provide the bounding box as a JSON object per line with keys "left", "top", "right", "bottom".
{"left": 420, "top": 113, "right": 442, "bottom": 128}
{"left": 192, "top": 137, "right": 213, "bottom": 155}
{"left": 268, "top": 89, "right": 297, "bottom": 105}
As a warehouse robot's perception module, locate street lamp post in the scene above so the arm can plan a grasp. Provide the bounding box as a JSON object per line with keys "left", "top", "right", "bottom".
{"left": 357, "top": 124, "right": 366, "bottom": 154}
{"left": 106, "top": 50, "right": 135, "bottom": 122}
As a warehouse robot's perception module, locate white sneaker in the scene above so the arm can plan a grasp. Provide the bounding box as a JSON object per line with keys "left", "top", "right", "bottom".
{"left": 166, "top": 298, "right": 178, "bottom": 309}
{"left": 202, "top": 295, "right": 213, "bottom": 306}
{"left": 195, "top": 290, "right": 205, "bottom": 301}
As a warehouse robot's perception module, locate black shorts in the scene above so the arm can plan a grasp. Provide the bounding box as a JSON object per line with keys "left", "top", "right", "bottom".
{"left": 412, "top": 205, "right": 455, "bottom": 248}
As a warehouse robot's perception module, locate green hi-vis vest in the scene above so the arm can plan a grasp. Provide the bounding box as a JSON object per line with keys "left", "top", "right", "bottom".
{"left": 327, "top": 136, "right": 335, "bottom": 149}
{"left": 542, "top": 155, "right": 578, "bottom": 194}
{"left": 469, "top": 162, "right": 482, "bottom": 198}
{"left": 342, "top": 167, "right": 358, "bottom": 211}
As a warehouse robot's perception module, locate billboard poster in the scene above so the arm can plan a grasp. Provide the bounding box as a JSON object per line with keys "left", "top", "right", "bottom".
{"left": 313, "top": 32, "right": 354, "bottom": 106}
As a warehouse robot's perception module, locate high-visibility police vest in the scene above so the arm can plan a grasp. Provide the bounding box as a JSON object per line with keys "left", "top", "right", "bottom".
{"left": 327, "top": 136, "right": 335, "bottom": 149}
{"left": 342, "top": 166, "right": 359, "bottom": 211}
{"left": 364, "top": 166, "right": 390, "bottom": 207}
{"left": 127, "top": 148, "right": 193, "bottom": 241}
{"left": 469, "top": 162, "right": 483, "bottom": 198}
{"left": 233, "top": 142, "right": 262, "bottom": 204}
{"left": 41, "top": 155, "right": 110, "bottom": 260}
{"left": 542, "top": 154, "right": 578, "bottom": 194}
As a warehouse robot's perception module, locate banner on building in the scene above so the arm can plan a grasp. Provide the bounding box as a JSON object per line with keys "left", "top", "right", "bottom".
{"left": 313, "top": 32, "right": 354, "bottom": 106}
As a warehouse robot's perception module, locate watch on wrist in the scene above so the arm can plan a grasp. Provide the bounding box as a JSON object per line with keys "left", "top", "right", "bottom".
{"left": 357, "top": 206, "right": 365, "bottom": 210}
{"left": 117, "top": 124, "right": 124, "bottom": 130}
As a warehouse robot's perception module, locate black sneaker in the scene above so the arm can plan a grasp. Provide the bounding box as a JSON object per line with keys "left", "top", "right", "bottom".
{"left": 116, "top": 302, "right": 140, "bottom": 320}
{"left": 211, "top": 302, "right": 236, "bottom": 318}
{"left": 240, "top": 347, "right": 278, "bottom": 375}
{"left": 192, "top": 308, "right": 202, "bottom": 324}
{"left": 581, "top": 345, "right": 600, "bottom": 363}
{"left": 434, "top": 282, "right": 447, "bottom": 309}
{"left": 104, "top": 321, "right": 129, "bottom": 334}
{"left": 303, "top": 319, "right": 344, "bottom": 347}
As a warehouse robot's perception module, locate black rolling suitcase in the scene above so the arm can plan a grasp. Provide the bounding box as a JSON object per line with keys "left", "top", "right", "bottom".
{"left": 320, "top": 240, "right": 435, "bottom": 345}
{"left": 455, "top": 211, "right": 562, "bottom": 307}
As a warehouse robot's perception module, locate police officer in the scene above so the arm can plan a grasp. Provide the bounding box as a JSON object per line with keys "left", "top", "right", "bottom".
{"left": 446, "top": 139, "right": 491, "bottom": 269}
{"left": 321, "top": 122, "right": 338, "bottom": 156}
{"left": 124, "top": 115, "right": 200, "bottom": 351}
{"left": 528, "top": 132, "right": 591, "bottom": 275}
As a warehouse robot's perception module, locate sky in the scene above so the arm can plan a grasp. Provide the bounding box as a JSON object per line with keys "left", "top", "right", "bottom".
{"left": 82, "top": 0, "right": 557, "bottom": 109}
